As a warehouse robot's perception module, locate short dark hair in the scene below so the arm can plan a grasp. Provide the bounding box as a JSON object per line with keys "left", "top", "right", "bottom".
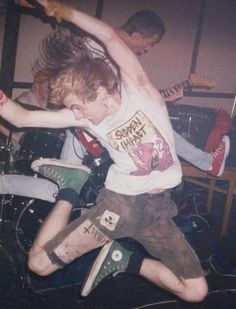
{"left": 121, "top": 10, "right": 166, "bottom": 38}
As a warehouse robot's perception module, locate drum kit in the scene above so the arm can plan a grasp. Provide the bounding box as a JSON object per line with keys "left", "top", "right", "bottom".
{"left": 0, "top": 127, "right": 112, "bottom": 288}
{"left": 0, "top": 128, "right": 67, "bottom": 290}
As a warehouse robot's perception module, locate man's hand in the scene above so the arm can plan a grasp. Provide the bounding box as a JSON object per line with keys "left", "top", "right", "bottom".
{"left": 15, "top": 0, "right": 35, "bottom": 9}
{"left": 161, "top": 85, "right": 184, "bottom": 103}
{"left": 36, "top": 0, "right": 73, "bottom": 23}
{"left": 15, "top": 1, "right": 73, "bottom": 23}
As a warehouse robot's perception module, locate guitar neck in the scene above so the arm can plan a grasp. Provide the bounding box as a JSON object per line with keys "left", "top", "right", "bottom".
{"left": 159, "top": 79, "right": 191, "bottom": 98}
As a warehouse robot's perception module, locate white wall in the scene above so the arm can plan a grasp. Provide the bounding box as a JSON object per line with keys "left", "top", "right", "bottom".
{"left": 3, "top": 0, "right": 236, "bottom": 115}
{"left": 103, "top": 0, "right": 236, "bottom": 116}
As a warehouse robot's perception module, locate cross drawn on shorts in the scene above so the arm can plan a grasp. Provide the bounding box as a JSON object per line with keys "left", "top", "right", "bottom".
{"left": 83, "top": 223, "right": 93, "bottom": 234}
{"left": 82, "top": 220, "right": 110, "bottom": 245}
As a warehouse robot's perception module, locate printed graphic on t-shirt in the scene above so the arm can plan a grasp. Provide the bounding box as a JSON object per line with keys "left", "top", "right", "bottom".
{"left": 107, "top": 111, "right": 173, "bottom": 175}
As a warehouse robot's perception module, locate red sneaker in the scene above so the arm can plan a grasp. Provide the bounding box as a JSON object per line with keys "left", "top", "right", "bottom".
{"left": 209, "top": 135, "right": 230, "bottom": 177}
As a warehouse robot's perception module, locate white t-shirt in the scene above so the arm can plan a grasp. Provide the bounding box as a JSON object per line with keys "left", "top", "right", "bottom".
{"left": 89, "top": 84, "right": 182, "bottom": 195}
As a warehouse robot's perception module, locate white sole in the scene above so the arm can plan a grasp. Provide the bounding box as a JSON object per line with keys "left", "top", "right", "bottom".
{"left": 81, "top": 241, "right": 113, "bottom": 297}
{"left": 217, "top": 136, "right": 230, "bottom": 177}
{"left": 31, "top": 158, "right": 91, "bottom": 174}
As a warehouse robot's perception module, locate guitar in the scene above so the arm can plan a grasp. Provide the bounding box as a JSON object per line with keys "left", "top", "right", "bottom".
{"left": 159, "top": 73, "right": 215, "bottom": 99}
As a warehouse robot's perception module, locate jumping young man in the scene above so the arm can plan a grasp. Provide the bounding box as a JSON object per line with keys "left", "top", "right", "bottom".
{"left": 1, "top": 0, "right": 208, "bottom": 302}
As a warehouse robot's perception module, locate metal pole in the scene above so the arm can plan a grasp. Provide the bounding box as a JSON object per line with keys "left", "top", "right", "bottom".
{"left": 231, "top": 94, "right": 236, "bottom": 119}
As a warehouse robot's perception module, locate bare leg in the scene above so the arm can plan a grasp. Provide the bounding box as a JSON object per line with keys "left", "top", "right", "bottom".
{"left": 28, "top": 200, "right": 73, "bottom": 274}
{"left": 28, "top": 200, "right": 110, "bottom": 276}
{"left": 29, "top": 201, "right": 207, "bottom": 302}
{"left": 140, "top": 258, "right": 208, "bottom": 302}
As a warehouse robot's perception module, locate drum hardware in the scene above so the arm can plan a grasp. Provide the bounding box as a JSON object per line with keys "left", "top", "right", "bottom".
{"left": 15, "top": 198, "right": 38, "bottom": 253}
{"left": 0, "top": 130, "right": 21, "bottom": 175}
{"left": 14, "top": 129, "right": 66, "bottom": 175}
{"left": 4, "top": 129, "right": 13, "bottom": 174}
{"left": 0, "top": 195, "right": 29, "bottom": 290}
{"left": 13, "top": 198, "right": 83, "bottom": 254}
{"left": 0, "top": 144, "right": 13, "bottom": 175}
{"left": 0, "top": 127, "right": 111, "bottom": 290}
{"left": 0, "top": 131, "right": 16, "bottom": 221}
{"left": 187, "top": 115, "right": 192, "bottom": 139}
{"left": 0, "top": 194, "right": 16, "bottom": 223}
{"left": 0, "top": 128, "right": 65, "bottom": 291}
{"left": 19, "top": 197, "right": 48, "bottom": 251}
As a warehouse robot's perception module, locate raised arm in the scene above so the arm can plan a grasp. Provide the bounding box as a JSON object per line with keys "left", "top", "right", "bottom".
{"left": 36, "top": 0, "right": 151, "bottom": 88}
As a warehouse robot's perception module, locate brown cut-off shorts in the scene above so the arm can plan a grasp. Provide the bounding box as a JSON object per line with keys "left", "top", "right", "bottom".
{"left": 45, "top": 188, "right": 205, "bottom": 279}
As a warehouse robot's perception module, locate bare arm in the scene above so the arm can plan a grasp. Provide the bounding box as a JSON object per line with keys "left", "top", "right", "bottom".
{"left": 36, "top": 1, "right": 159, "bottom": 95}
{"left": 14, "top": 0, "right": 35, "bottom": 9}
{"left": 0, "top": 90, "right": 88, "bottom": 129}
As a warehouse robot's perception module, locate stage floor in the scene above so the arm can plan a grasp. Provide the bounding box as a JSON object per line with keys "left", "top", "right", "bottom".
{"left": 1, "top": 184, "right": 236, "bottom": 309}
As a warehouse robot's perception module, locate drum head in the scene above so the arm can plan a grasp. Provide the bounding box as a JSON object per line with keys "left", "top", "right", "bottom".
{"left": 14, "top": 197, "right": 81, "bottom": 254}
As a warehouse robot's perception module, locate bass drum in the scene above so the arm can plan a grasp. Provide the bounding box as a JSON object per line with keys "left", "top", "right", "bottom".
{"left": 14, "top": 197, "right": 81, "bottom": 254}
{"left": 14, "top": 129, "right": 65, "bottom": 175}
{"left": 14, "top": 198, "right": 53, "bottom": 254}
{"left": 0, "top": 245, "right": 26, "bottom": 295}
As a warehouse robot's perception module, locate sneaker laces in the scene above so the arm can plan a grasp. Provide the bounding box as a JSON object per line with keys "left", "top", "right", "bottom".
{"left": 41, "top": 166, "right": 66, "bottom": 188}
{"left": 212, "top": 142, "right": 224, "bottom": 158}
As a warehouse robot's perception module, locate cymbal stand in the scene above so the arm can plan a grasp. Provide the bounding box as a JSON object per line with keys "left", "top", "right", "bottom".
{"left": 0, "top": 130, "right": 28, "bottom": 289}
{"left": 4, "top": 129, "right": 13, "bottom": 173}
{"left": 0, "top": 129, "right": 14, "bottom": 223}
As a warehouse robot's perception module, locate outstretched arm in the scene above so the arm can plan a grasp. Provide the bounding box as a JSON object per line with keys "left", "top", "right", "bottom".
{"left": 15, "top": 0, "right": 35, "bottom": 9}
{"left": 0, "top": 90, "right": 88, "bottom": 129}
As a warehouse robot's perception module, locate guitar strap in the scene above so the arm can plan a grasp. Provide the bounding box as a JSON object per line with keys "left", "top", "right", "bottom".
{"left": 73, "top": 128, "right": 103, "bottom": 157}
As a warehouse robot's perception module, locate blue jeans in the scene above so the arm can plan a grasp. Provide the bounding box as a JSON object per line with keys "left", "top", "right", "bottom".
{"left": 174, "top": 131, "right": 212, "bottom": 170}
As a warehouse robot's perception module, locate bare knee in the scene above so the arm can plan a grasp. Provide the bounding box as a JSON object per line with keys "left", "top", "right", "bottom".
{"left": 28, "top": 249, "right": 55, "bottom": 276}
{"left": 180, "top": 277, "right": 208, "bottom": 303}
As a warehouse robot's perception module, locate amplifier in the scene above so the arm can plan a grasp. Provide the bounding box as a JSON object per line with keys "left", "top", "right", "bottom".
{"left": 168, "top": 104, "right": 216, "bottom": 150}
